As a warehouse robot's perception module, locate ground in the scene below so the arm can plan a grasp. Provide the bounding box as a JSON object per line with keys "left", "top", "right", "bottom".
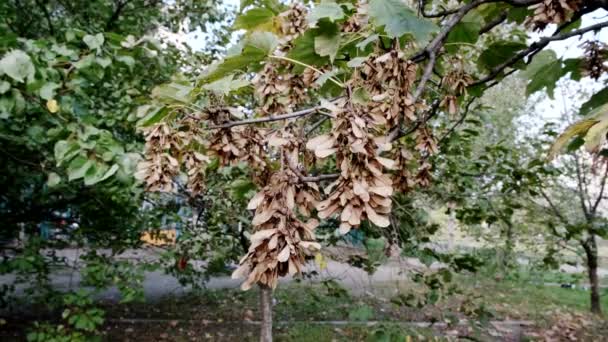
{"left": 2, "top": 268, "right": 607, "bottom": 341}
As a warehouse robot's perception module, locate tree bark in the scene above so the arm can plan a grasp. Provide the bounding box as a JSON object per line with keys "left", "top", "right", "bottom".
{"left": 503, "top": 221, "right": 514, "bottom": 270}
{"left": 259, "top": 285, "right": 273, "bottom": 342}
{"left": 582, "top": 235, "right": 602, "bottom": 314}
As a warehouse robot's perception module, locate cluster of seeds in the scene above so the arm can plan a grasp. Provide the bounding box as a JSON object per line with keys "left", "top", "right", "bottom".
{"left": 232, "top": 170, "right": 321, "bottom": 290}
{"left": 581, "top": 41, "right": 608, "bottom": 80}
{"left": 137, "top": 123, "right": 181, "bottom": 192}
{"left": 307, "top": 98, "right": 395, "bottom": 234}
{"left": 526, "top": 0, "right": 582, "bottom": 31}
{"left": 361, "top": 49, "right": 418, "bottom": 128}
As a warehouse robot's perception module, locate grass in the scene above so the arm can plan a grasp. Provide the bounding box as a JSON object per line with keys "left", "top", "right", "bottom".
{"left": 4, "top": 270, "right": 608, "bottom": 341}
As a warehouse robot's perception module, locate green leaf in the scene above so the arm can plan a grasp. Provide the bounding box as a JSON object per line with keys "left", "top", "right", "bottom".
{"left": 54, "top": 140, "right": 80, "bottom": 164}
{"left": 230, "top": 178, "right": 256, "bottom": 200}
{"left": 580, "top": 87, "right": 608, "bottom": 116}
{"left": 234, "top": 8, "right": 276, "bottom": 30}
{"left": 96, "top": 57, "right": 112, "bottom": 68}
{"left": 314, "top": 21, "right": 341, "bottom": 63}
{"left": 478, "top": 41, "right": 527, "bottom": 71}
{"left": 347, "top": 57, "right": 367, "bottom": 68}
{"left": 446, "top": 12, "right": 482, "bottom": 46}
{"left": 83, "top": 33, "right": 105, "bottom": 51}
{"left": 287, "top": 31, "right": 329, "bottom": 71}
{"left": 563, "top": 58, "right": 583, "bottom": 81}
{"left": 356, "top": 34, "right": 379, "bottom": 50}
{"left": 203, "top": 74, "right": 250, "bottom": 95}
{"left": 84, "top": 163, "right": 119, "bottom": 185}
{"left": 315, "top": 69, "right": 338, "bottom": 87}
{"left": 0, "top": 50, "right": 35, "bottom": 83}
{"left": 307, "top": 2, "right": 345, "bottom": 25}
{"left": 151, "top": 82, "right": 194, "bottom": 103}
{"left": 68, "top": 157, "right": 94, "bottom": 181}
{"left": 203, "top": 32, "right": 278, "bottom": 81}
{"left": 526, "top": 59, "right": 565, "bottom": 98}
{"left": 348, "top": 305, "right": 374, "bottom": 321}
{"left": 138, "top": 106, "right": 170, "bottom": 127}
{"left": 39, "top": 82, "right": 60, "bottom": 100}
{"left": 352, "top": 87, "right": 370, "bottom": 105}
{"left": 521, "top": 50, "right": 557, "bottom": 79}
{"left": 368, "top": 0, "right": 438, "bottom": 42}
{"left": 74, "top": 54, "right": 95, "bottom": 70}
{"left": 0, "top": 81, "right": 10, "bottom": 94}
{"left": 116, "top": 55, "right": 135, "bottom": 70}
{"left": 47, "top": 172, "right": 61, "bottom": 187}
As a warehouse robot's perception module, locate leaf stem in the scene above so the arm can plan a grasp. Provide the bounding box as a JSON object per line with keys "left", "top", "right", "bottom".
{"left": 268, "top": 55, "right": 345, "bottom": 88}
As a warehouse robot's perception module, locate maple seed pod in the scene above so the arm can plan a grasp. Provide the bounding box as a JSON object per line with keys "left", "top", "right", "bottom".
{"left": 137, "top": 123, "right": 181, "bottom": 193}
{"left": 361, "top": 49, "right": 418, "bottom": 128}
{"left": 526, "top": 0, "right": 582, "bottom": 31}
{"left": 581, "top": 41, "right": 608, "bottom": 81}
{"left": 232, "top": 171, "right": 321, "bottom": 290}
{"left": 306, "top": 97, "right": 394, "bottom": 234}
{"left": 278, "top": 3, "right": 308, "bottom": 43}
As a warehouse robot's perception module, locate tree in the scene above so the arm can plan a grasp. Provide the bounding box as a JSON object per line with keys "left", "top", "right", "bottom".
{"left": 0, "top": 0, "right": 229, "bottom": 239}
{"left": 533, "top": 82, "right": 608, "bottom": 314}
{"left": 537, "top": 147, "right": 607, "bottom": 314}
{"left": 4, "top": 0, "right": 608, "bottom": 339}
{"left": 0, "top": 1, "right": 234, "bottom": 339}
{"left": 131, "top": 0, "right": 608, "bottom": 339}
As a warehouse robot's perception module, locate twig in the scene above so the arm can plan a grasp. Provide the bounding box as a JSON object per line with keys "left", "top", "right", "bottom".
{"left": 269, "top": 55, "right": 345, "bottom": 88}
{"left": 472, "top": 20, "right": 608, "bottom": 87}
{"left": 437, "top": 97, "right": 477, "bottom": 145}
{"left": 206, "top": 103, "right": 336, "bottom": 130}
{"left": 479, "top": 11, "right": 508, "bottom": 35}
{"left": 300, "top": 173, "right": 339, "bottom": 182}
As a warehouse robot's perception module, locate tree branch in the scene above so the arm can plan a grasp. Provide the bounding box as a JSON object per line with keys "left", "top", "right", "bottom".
{"left": 538, "top": 188, "right": 570, "bottom": 226}
{"left": 106, "top": 0, "right": 130, "bottom": 31}
{"left": 472, "top": 20, "right": 608, "bottom": 87}
{"left": 591, "top": 162, "right": 608, "bottom": 216}
{"left": 418, "top": 0, "right": 540, "bottom": 18}
{"left": 574, "top": 153, "right": 592, "bottom": 221}
{"left": 205, "top": 103, "right": 336, "bottom": 130}
{"left": 35, "top": 0, "right": 55, "bottom": 35}
{"left": 479, "top": 11, "right": 508, "bottom": 35}
{"left": 300, "top": 173, "right": 339, "bottom": 182}
{"left": 437, "top": 97, "right": 477, "bottom": 145}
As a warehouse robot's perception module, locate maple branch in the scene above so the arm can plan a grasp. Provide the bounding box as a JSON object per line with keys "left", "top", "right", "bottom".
{"left": 472, "top": 20, "right": 608, "bottom": 87}
{"left": 538, "top": 188, "right": 569, "bottom": 226}
{"left": 591, "top": 163, "right": 608, "bottom": 216}
{"left": 574, "top": 153, "right": 592, "bottom": 221}
{"left": 205, "top": 103, "right": 337, "bottom": 130}
{"left": 418, "top": 0, "right": 540, "bottom": 18}
{"left": 305, "top": 117, "right": 329, "bottom": 136}
{"left": 106, "top": 0, "right": 130, "bottom": 30}
{"left": 35, "top": 0, "right": 55, "bottom": 35}
{"left": 300, "top": 173, "right": 339, "bottom": 182}
{"left": 479, "top": 10, "right": 508, "bottom": 35}
{"left": 437, "top": 97, "right": 477, "bottom": 145}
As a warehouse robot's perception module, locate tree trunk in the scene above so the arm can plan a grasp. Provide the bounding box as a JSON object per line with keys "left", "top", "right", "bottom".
{"left": 259, "top": 285, "right": 273, "bottom": 342}
{"left": 503, "top": 221, "right": 514, "bottom": 270}
{"left": 446, "top": 201, "right": 456, "bottom": 252}
{"left": 582, "top": 235, "right": 602, "bottom": 314}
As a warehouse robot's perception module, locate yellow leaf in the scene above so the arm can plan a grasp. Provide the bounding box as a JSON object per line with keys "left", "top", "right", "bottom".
{"left": 315, "top": 253, "right": 327, "bottom": 270}
{"left": 585, "top": 117, "right": 608, "bottom": 153}
{"left": 46, "top": 99, "right": 59, "bottom": 113}
{"left": 548, "top": 119, "right": 597, "bottom": 160}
